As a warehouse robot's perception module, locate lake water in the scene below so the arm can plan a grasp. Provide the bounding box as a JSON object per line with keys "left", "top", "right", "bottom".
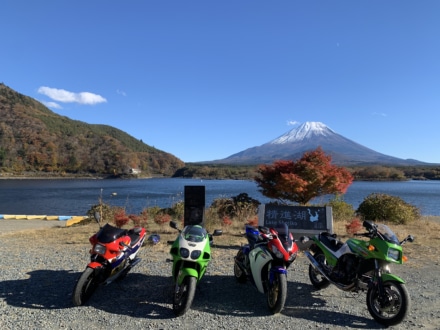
{"left": 0, "top": 178, "right": 439, "bottom": 216}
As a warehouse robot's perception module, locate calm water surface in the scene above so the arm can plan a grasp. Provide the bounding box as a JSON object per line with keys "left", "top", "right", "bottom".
{"left": 0, "top": 178, "right": 439, "bottom": 216}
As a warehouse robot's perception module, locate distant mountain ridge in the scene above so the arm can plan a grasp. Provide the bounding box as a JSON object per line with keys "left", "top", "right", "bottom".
{"left": 212, "top": 121, "right": 426, "bottom": 166}
{"left": 0, "top": 83, "right": 184, "bottom": 176}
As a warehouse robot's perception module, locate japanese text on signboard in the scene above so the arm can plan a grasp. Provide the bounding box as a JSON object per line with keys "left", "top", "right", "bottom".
{"left": 263, "top": 205, "right": 328, "bottom": 231}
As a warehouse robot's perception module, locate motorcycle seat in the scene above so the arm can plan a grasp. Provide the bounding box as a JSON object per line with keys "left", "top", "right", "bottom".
{"left": 128, "top": 227, "right": 142, "bottom": 235}
{"left": 127, "top": 230, "right": 143, "bottom": 247}
{"left": 245, "top": 225, "right": 265, "bottom": 249}
{"left": 319, "top": 232, "right": 343, "bottom": 252}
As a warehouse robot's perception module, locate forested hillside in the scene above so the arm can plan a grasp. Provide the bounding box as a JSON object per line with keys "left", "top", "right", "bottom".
{"left": 0, "top": 83, "right": 184, "bottom": 177}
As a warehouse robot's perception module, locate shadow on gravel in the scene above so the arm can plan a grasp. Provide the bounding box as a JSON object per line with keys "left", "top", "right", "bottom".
{"left": 283, "top": 281, "right": 383, "bottom": 329}
{"left": 190, "top": 275, "right": 382, "bottom": 329}
{"left": 0, "top": 269, "right": 175, "bottom": 319}
{"left": 0, "top": 269, "right": 79, "bottom": 309}
{"left": 0, "top": 269, "right": 383, "bottom": 327}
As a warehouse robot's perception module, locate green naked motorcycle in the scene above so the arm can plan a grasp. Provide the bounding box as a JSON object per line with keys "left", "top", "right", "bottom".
{"left": 301, "top": 220, "right": 414, "bottom": 326}
{"left": 168, "top": 221, "right": 222, "bottom": 316}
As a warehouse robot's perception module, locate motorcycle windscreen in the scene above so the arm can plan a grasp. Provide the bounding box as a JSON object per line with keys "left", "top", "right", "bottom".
{"left": 97, "top": 224, "right": 128, "bottom": 243}
{"left": 182, "top": 225, "right": 207, "bottom": 243}
{"left": 274, "top": 223, "right": 294, "bottom": 251}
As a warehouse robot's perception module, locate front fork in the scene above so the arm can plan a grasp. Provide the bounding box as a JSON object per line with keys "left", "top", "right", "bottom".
{"left": 269, "top": 265, "right": 287, "bottom": 287}
{"left": 373, "top": 259, "right": 385, "bottom": 298}
{"left": 371, "top": 259, "right": 405, "bottom": 306}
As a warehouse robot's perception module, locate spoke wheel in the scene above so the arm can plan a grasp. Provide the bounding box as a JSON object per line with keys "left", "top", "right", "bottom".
{"left": 367, "top": 281, "right": 410, "bottom": 326}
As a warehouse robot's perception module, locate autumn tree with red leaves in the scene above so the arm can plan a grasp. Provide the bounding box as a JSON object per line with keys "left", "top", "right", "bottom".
{"left": 255, "top": 147, "right": 353, "bottom": 205}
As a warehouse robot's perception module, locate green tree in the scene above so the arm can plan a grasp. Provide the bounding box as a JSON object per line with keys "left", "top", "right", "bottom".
{"left": 255, "top": 147, "right": 353, "bottom": 205}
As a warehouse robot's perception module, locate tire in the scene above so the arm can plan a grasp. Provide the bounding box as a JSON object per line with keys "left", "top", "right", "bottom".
{"left": 308, "top": 251, "right": 331, "bottom": 289}
{"left": 173, "top": 276, "right": 197, "bottom": 316}
{"left": 267, "top": 272, "right": 287, "bottom": 314}
{"left": 72, "top": 267, "right": 99, "bottom": 306}
{"left": 366, "top": 280, "right": 410, "bottom": 326}
{"left": 233, "top": 249, "right": 247, "bottom": 283}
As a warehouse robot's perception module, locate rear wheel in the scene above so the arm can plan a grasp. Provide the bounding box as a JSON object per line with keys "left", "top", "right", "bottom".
{"left": 72, "top": 267, "right": 99, "bottom": 306}
{"left": 267, "top": 272, "right": 287, "bottom": 314}
{"left": 308, "top": 251, "right": 331, "bottom": 289}
{"left": 367, "top": 281, "right": 410, "bottom": 326}
{"left": 173, "top": 276, "right": 196, "bottom": 316}
{"left": 233, "top": 249, "right": 247, "bottom": 283}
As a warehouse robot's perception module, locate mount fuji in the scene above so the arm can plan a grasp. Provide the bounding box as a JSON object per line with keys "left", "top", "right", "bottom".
{"left": 211, "top": 122, "right": 425, "bottom": 166}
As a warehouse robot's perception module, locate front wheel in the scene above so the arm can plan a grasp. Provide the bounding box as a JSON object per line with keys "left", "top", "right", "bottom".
{"left": 173, "top": 276, "right": 197, "bottom": 316}
{"left": 267, "top": 272, "right": 287, "bottom": 314}
{"left": 72, "top": 267, "right": 99, "bottom": 306}
{"left": 366, "top": 280, "right": 410, "bottom": 326}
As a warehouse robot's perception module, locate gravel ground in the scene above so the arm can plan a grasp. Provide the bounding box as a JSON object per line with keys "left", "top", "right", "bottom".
{"left": 1, "top": 226, "right": 439, "bottom": 330}
{"left": 0, "top": 220, "right": 63, "bottom": 233}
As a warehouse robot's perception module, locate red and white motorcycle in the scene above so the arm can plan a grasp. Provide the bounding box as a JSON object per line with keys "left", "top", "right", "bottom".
{"left": 72, "top": 215, "right": 147, "bottom": 306}
{"left": 233, "top": 223, "right": 298, "bottom": 314}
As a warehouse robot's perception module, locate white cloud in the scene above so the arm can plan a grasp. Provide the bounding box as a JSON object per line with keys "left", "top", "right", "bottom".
{"left": 287, "top": 120, "right": 300, "bottom": 126}
{"left": 372, "top": 112, "right": 387, "bottom": 117}
{"left": 116, "top": 89, "right": 127, "bottom": 96}
{"left": 37, "top": 86, "right": 107, "bottom": 105}
{"left": 42, "top": 101, "right": 62, "bottom": 109}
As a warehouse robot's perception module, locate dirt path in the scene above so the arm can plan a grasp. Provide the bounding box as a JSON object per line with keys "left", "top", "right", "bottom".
{"left": 0, "top": 220, "right": 65, "bottom": 234}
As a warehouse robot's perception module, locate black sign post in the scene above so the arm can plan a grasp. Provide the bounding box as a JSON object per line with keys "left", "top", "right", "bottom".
{"left": 258, "top": 204, "right": 333, "bottom": 238}
{"left": 183, "top": 185, "right": 205, "bottom": 227}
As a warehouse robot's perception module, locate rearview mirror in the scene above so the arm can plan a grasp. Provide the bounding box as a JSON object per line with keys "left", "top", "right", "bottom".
{"left": 213, "top": 229, "right": 223, "bottom": 236}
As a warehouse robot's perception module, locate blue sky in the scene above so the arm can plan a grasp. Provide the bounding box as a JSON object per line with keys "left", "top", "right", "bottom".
{"left": 2, "top": 1, "right": 440, "bottom": 164}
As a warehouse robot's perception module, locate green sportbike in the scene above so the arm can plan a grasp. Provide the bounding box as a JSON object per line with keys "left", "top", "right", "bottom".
{"left": 301, "top": 220, "right": 414, "bottom": 326}
{"left": 168, "top": 221, "right": 222, "bottom": 316}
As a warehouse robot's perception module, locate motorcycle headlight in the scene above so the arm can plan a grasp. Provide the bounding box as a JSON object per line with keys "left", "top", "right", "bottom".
{"left": 387, "top": 248, "right": 400, "bottom": 261}
{"left": 93, "top": 243, "right": 106, "bottom": 255}
{"left": 180, "top": 248, "right": 190, "bottom": 258}
{"left": 271, "top": 245, "right": 284, "bottom": 259}
{"left": 191, "top": 250, "right": 202, "bottom": 260}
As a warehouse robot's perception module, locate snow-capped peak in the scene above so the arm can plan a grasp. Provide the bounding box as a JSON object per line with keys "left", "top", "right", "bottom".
{"left": 270, "top": 121, "right": 335, "bottom": 144}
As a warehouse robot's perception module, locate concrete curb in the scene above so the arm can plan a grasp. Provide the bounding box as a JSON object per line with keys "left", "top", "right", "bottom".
{"left": 0, "top": 215, "right": 89, "bottom": 226}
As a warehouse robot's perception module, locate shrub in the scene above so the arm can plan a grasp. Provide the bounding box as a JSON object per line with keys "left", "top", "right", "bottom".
{"left": 247, "top": 216, "right": 259, "bottom": 227}
{"left": 210, "top": 193, "right": 260, "bottom": 223}
{"left": 128, "top": 214, "right": 140, "bottom": 226}
{"left": 222, "top": 216, "right": 233, "bottom": 232}
{"left": 114, "top": 208, "right": 130, "bottom": 228}
{"left": 154, "top": 213, "right": 171, "bottom": 231}
{"left": 345, "top": 218, "right": 363, "bottom": 235}
{"left": 326, "top": 195, "right": 355, "bottom": 222}
{"left": 356, "top": 193, "right": 420, "bottom": 225}
{"left": 87, "top": 202, "right": 114, "bottom": 223}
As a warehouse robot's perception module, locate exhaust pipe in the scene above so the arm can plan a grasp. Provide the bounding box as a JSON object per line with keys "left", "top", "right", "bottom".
{"left": 129, "top": 257, "right": 142, "bottom": 268}
{"left": 304, "top": 251, "right": 333, "bottom": 283}
{"left": 303, "top": 251, "right": 353, "bottom": 291}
